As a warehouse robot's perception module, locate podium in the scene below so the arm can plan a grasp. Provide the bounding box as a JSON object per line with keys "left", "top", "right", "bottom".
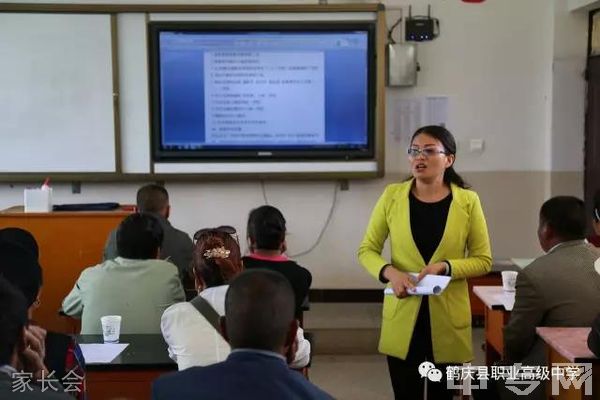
{"left": 0, "top": 206, "right": 133, "bottom": 333}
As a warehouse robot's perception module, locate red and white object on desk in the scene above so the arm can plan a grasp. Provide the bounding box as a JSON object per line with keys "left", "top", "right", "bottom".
{"left": 24, "top": 177, "right": 53, "bottom": 212}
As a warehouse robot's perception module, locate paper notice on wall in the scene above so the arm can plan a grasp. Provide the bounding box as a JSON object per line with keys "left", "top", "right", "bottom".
{"left": 391, "top": 96, "right": 449, "bottom": 143}
{"left": 425, "top": 96, "right": 449, "bottom": 128}
{"left": 392, "top": 98, "right": 422, "bottom": 144}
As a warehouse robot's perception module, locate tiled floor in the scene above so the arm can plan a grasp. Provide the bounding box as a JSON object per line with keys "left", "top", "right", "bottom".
{"left": 309, "top": 328, "right": 486, "bottom": 399}
{"left": 310, "top": 354, "right": 393, "bottom": 400}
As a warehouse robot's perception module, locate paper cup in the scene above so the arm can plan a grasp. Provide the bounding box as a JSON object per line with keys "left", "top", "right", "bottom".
{"left": 501, "top": 271, "right": 518, "bottom": 292}
{"left": 100, "top": 315, "right": 122, "bottom": 343}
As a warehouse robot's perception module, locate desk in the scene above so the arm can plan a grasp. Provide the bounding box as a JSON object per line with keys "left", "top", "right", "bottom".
{"left": 536, "top": 327, "right": 600, "bottom": 400}
{"left": 473, "top": 286, "right": 515, "bottom": 365}
{"left": 78, "top": 334, "right": 176, "bottom": 400}
{"left": 0, "top": 206, "right": 132, "bottom": 333}
{"left": 468, "top": 259, "right": 520, "bottom": 323}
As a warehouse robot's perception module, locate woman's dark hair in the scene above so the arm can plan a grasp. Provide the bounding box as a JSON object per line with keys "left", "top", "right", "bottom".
{"left": 247, "top": 205, "right": 286, "bottom": 251}
{"left": 411, "top": 125, "right": 469, "bottom": 189}
{"left": 192, "top": 230, "right": 243, "bottom": 288}
{"left": 0, "top": 228, "right": 39, "bottom": 260}
{"left": 0, "top": 241, "right": 42, "bottom": 308}
{"left": 0, "top": 277, "right": 28, "bottom": 365}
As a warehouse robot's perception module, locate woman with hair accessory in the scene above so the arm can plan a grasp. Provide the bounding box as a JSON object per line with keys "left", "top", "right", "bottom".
{"left": 161, "top": 226, "right": 311, "bottom": 371}
{"left": 243, "top": 205, "right": 312, "bottom": 317}
{"left": 358, "top": 125, "right": 492, "bottom": 399}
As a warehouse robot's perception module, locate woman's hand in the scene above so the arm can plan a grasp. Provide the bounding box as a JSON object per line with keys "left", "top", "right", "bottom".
{"left": 27, "top": 325, "right": 47, "bottom": 361}
{"left": 383, "top": 266, "right": 416, "bottom": 298}
{"left": 20, "top": 327, "right": 49, "bottom": 381}
{"left": 417, "top": 262, "right": 448, "bottom": 282}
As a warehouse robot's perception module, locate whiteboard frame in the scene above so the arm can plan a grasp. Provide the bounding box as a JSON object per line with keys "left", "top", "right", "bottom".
{"left": 0, "top": 12, "right": 121, "bottom": 175}
{"left": 0, "top": 3, "right": 385, "bottom": 181}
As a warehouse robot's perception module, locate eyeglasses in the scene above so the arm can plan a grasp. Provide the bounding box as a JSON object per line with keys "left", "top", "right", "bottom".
{"left": 407, "top": 147, "right": 448, "bottom": 158}
{"left": 193, "top": 225, "right": 239, "bottom": 244}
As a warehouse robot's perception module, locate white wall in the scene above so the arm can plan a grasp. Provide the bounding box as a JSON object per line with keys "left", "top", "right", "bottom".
{"left": 384, "top": 0, "right": 555, "bottom": 173}
{"left": 0, "top": 0, "right": 590, "bottom": 288}
{"left": 552, "top": 0, "right": 588, "bottom": 172}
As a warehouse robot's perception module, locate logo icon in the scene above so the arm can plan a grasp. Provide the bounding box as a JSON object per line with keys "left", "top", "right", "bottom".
{"left": 418, "top": 361, "right": 443, "bottom": 382}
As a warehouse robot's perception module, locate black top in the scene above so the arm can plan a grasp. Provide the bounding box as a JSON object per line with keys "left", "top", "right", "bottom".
{"left": 44, "top": 332, "right": 73, "bottom": 381}
{"left": 242, "top": 256, "right": 312, "bottom": 316}
{"left": 409, "top": 191, "right": 452, "bottom": 265}
{"left": 405, "top": 191, "right": 452, "bottom": 364}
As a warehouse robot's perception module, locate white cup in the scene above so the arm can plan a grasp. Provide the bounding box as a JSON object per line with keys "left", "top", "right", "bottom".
{"left": 501, "top": 271, "right": 518, "bottom": 292}
{"left": 100, "top": 315, "right": 122, "bottom": 343}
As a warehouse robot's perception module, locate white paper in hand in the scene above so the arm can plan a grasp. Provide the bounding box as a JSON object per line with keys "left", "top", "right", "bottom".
{"left": 384, "top": 273, "right": 451, "bottom": 296}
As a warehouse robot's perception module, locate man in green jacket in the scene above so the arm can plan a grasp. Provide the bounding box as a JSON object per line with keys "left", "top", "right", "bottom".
{"left": 63, "top": 213, "right": 185, "bottom": 334}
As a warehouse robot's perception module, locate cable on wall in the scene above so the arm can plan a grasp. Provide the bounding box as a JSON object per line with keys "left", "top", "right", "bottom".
{"left": 289, "top": 181, "right": 339, "bottom": 258}
{"left": 260, "top": 180, "right": 269, "bottom": 205}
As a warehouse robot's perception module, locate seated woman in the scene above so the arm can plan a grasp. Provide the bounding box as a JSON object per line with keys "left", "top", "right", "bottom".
{"left": 161, "top": 226, "right": 311, "bottom": 370}
{"left": 242, "top": 205, "right": 312, "bottom": 316}
{"left": 0, "top": 229, "right": 85, "bottom": 399}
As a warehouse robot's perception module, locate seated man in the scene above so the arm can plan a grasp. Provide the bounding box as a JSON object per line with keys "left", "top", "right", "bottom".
{"left": 104, "top": 184, "right": 193, "bottom": 291}
{"left": 503, "top": 196, "right": 600, "bottom": 397}
{"left": 152, "top": 269, "right": 332, "bottom": 400}
{"left": 63, "top": 213, "right": 185, "bottom": 334}
{"left": 0, "top": 277, "right": 71, "bottom": 399}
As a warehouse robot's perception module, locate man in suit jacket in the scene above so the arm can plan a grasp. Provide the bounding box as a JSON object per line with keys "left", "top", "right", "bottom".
{"left": 0, "top": 278, "right": 71, "bottom": 399}
{"left": 502, "top": 196, "right": 600, "bottom": 399}
{"left": 63, "top": 213, "right": 185, "bottom": 334}
{"left": 152, "top": 269, "right": 332, "bottom": 400}
{"left": 103, "top": 184, "right": 193, "bottom": 291}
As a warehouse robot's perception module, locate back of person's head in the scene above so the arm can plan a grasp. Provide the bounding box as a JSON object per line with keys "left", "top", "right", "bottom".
{"left": 0, "top": 277, "right": 28, "bottom": 366}
{"left": 247, "top": 205, "right": 286, "bottom": 251}
{"left": 539, "top": 196, "right": 586, "bottom": 241}
{"left": 136, "top": 184, "right": 169, "bottom": 214}
{"left": 0, "top": 241, "right": 42, "bottom": 308}
{"left": 0, "top": 227, "right": 39, "bottom": 260}
{"left": 224, "top": 269, "right": 295, "bottom": 352}
{"left": 192, "top": 227, "right": 243, "bottom": 289}
{"left": 116, "top": 213, "right": 164, "bottom": 259}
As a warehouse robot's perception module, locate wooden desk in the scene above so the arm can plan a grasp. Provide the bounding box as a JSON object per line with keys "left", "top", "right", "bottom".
{"left": 536, "top": 327, "right": 600, "bottom": 400}
{"left": 0, "top": 206, "right": 132, "bottom": 333}
{"left": 473, "top": 286, "right": 514, "bottom": 365}
{"left": 78, "top": 334, "right": 176, "bottom": 400}
{"left": 468, "top": 259, "right": 520, "bottom": 323}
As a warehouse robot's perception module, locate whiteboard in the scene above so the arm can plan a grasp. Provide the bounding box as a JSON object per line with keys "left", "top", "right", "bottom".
{"left": 0, "top": 13, "right": 116, "bottom": 173}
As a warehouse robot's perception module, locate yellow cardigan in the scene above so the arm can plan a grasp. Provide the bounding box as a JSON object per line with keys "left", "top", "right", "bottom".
{"left": 357, "top": 180, "right": 492, "bottom": 363}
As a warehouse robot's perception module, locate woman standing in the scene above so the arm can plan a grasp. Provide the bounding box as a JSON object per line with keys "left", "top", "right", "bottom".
{"left": 358, "top": 126, "right": 492, "bottom": 399}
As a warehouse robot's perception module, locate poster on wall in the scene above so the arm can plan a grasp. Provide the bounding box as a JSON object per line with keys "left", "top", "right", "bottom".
{"left": 391, "top": 96, "right": 449, "bottom": 144}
